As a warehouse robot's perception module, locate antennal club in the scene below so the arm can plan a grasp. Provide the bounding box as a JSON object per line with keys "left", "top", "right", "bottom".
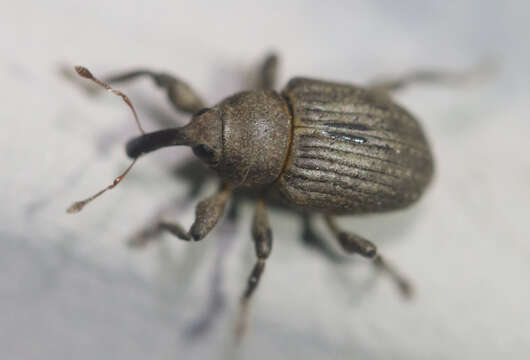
{"left": 66, "top": 158, "right": 137, "bottom": 213}
{"left": 74, "top": 66, "right": 145, "bottom": 134}
{"left": 67, "top": 66, "right": 145, "bottom": 214}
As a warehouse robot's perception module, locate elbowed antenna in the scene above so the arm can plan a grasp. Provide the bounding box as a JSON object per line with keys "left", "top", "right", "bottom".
{"left": 66, "top": 159, "right": 137, "bottom": 213}
{"left": 66, "top": 66, "right": 149, "bottom": 213}
{"left": 125, "top": 127, "right": 193, "bottom": 159}
{"left": 74, "top": 66, "right": 145, "bottom": 134}
{"left": 67, "top": 66, "right": 200, "bottom": 213}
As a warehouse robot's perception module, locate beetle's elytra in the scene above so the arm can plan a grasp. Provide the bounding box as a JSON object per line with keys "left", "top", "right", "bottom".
{"left": 68, "top": 53, "right": 449, "bottom": 335}
{"left": 280, "top": 78, "right": 433, "bottom": 213}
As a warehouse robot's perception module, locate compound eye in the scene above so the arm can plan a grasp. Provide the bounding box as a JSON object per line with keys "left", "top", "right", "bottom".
{"left": 194, "top": 107, "right": 210, "bottom": 116}
{"left": 192, "top": 144, "right": 216, "bottom": 164}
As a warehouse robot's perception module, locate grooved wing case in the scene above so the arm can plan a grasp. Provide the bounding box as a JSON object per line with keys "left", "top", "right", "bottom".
{"left": 276, "top": 78, "right": 434, "bottom": 214}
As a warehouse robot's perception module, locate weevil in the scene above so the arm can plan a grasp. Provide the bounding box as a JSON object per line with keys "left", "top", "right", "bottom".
{"left": 68, "top": 53, "right": 485, "bottom": 335}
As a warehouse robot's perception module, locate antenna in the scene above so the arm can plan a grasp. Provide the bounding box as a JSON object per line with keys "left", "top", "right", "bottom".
{"left": 66, "top": 159, "right": 137, "bottom": 213}
{"left": 74, "top": 66, "right": 145, "bottom": 134}
{"left": 66, "top": 66, "right": 144, "bottom": 213}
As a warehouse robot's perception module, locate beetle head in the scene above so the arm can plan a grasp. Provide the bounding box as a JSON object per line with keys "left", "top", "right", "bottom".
{"left": 67, "top": 68, "right": 291, "bottom": 214}
{"left": 127, "top": 91, "right": 291, "bottom": 188}
{"left": 125, "top": 107, "right": 222, "bottom": 166}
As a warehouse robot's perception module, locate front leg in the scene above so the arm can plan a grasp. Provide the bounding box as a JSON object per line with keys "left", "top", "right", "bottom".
{"left": 188, "top": 184, "right": 233, "bottom": 241}
{"left": 105, "top": 68, "right": 207, "bottom": 114}
{"left": 130, "top": 183, "right": 232, "bottom": 246}
{"left": 324, "top": 215, "right": 412, "bottom": 297}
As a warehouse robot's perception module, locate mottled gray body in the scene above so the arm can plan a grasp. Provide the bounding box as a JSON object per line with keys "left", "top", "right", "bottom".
{"left": 277, "top": 78, "right": 434, "bottom": 214}
{"left": 71, "top": 54, "right": 465, "bottom": 336}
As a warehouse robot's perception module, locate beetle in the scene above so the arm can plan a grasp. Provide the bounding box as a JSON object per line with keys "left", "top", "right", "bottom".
{"left": 68, "top": 53, "right": 481, "bottom": 333}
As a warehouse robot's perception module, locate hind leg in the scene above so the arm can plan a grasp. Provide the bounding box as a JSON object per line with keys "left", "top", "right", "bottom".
{"left": 323, "top": 215, "right": 412, "bottom": 298}
{"left": 300, "top": 214, "right": 347, "bottom": 263}
{"left": 369, "top": 60, "right": 495, "bottom": 93}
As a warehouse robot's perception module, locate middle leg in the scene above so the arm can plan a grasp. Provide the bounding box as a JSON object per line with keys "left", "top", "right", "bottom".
{"left": 236, "top": 199, "right": 273, "bottom": 338}
{"left": 242, "top": 200, "right": 273, "bottom": 302}
{"left": 255, "top": 53, "right": 279, "bottom": 90}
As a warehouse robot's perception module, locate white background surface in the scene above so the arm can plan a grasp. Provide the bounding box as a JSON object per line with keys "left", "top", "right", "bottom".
{"left": 1, "top": 1, "right": 529, "bottom": 359}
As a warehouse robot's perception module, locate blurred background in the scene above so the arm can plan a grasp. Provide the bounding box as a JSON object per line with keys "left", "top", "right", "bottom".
{"left": 1, "top": 1, "right": 529, "bottom": 359}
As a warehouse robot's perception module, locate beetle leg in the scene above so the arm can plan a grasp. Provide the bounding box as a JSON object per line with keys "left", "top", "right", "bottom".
{"left": 256, "top": 53, "right": 278, "bottom": 90}
{"left": 324, "top": 215, "right": 377, "bottom": 258}
{"left": 324, "top": 215, "right": 413, "bottom": 298}
{"left": 104, "top": 69, "right": 206, "bottom": 114}
{"left": 373, "top": 255, "right": 413, "bottom": 298}
{"left": 301, "top": 214, "right": 347, "bottom": 263}
{"left": 187, "top": 184, "right": 232, "bottom": 241}
{"left": 236, "top": 200, "right": 272, "bottom": 339}
{"left": 369, "top": 60, "right": 495, "bottom": 93}
{"left": 243, "top": 200, "right": 272, "bottom": 301}
{"left": 129, "top": 183, "right": 232, "bottom": 246}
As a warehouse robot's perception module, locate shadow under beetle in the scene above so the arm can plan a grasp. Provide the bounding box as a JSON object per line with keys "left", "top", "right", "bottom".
{"left": 68, "top": 53, "right": 485, "bottom": 336}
